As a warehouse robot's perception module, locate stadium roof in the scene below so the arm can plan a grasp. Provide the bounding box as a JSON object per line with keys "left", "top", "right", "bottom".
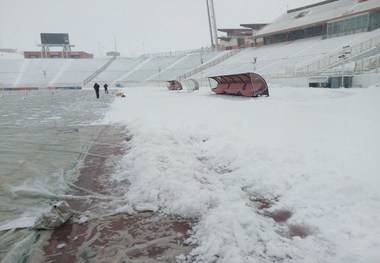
{"left": 218, "top": 28, "right": 253, "bottom": 34}
{"left": 256, "top": 0, "right": 380, "bottom": 37}
{"left": 239, "top": 24, "right": 268, "bottom": 30}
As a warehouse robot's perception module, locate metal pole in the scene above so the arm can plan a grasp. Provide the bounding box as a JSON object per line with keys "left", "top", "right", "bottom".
{"left": 341, "top": 58, "right": 344, "bottom": 88}
{"left": 339, "top": 45, "right": 350, "bottom": 88}
{"left": 201, "top": 70, "right": 203, "bottom": 88}
{"left": 206, "top": 0, "right": 218, "bottom": 50}
{"left": 114, "top": 34, "right": 117, "bottom": 52}
{"left": 206, "top": 0, "right": 214, "bottom": 48}
{"left": 252, "top": 57, "right": 257, "bottom": 72}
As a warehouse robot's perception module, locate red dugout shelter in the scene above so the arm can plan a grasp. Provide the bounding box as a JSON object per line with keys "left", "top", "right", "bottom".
{"left": 166, "top": 79, "right": 199, "bottom": 92}
{"left": 209, "top": 72, "right": 269, "bottom": 97}
{"left": 166, "top": 80, "right": 183, "bottom": 90}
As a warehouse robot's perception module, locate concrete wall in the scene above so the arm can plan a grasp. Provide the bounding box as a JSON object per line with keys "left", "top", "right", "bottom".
{"left": 352, "top": 73, "right": 380, "bottom": 87}
{"left": 267, "top": 77, "right": 309, "bottom": 87}
{"left": 267, "top": 73, "right": 380, "bottom": 88}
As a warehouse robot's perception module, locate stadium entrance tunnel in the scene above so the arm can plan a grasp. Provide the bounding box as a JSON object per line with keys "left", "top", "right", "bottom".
{"left": 166, "top": 79, "right": 199, "bottom": 92}
{"left": 208, "top": 72, "right": 269, "bottom": 97}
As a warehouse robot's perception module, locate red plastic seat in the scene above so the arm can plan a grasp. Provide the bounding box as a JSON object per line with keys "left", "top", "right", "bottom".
{"left": 225, "top": 83, "right": 246, "bottom": 95}
{"left": 212, "top": 83, "right": 229, "bottom": 94}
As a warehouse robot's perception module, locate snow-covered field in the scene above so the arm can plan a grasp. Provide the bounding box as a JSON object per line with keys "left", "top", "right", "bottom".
{"left": 102, "top": 85, "right": 380, "bottom": 263}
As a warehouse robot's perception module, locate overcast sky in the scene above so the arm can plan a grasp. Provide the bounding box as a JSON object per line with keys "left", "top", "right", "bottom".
{"left": 0, "top": 0, "right": 322, "bottom": 57}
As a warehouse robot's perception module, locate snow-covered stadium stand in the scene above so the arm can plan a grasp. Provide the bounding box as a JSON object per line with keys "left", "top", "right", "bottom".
{"left": 0, "top": 51, "right": 224, "bottom": 88}
{"left": 115, "top": 56, "right": 182, "bottom": 83}
{"left": 195, "top": 28, "right": 380, "bottom": 78}
{"left": 93, "top": 57, "right": 145, "bottom": 83}
{"left": 0, "top": 60, "right": 24, "bottom": 86}
{"left": 0, "top": 59, "right": 108, "bottom": 88}
{"left": 54, "top": 59, "right": 109, "bottom": 85}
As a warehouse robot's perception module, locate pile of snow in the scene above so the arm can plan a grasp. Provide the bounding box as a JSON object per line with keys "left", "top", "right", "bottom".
{"left": 32, "top": 200, "right": 73, "bottom": 230}
{"left": 103, "top": 86, "right": 380, "bottom": 262}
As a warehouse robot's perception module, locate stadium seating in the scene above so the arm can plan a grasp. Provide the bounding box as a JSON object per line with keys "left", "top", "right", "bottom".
{"left": 1, "top": 29, "right": 379, "bottom": 88}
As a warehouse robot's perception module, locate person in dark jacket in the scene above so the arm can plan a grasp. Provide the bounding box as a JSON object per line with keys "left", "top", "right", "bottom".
{"left": 93, "top": 82, "right": 100, "bottom": 98}
{"left": 104, "top": 83, "right": 108, "bottom": 94}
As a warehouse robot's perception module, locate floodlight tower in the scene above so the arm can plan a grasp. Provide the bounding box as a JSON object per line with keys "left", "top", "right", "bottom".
{"left": 206, "top": 0, "right": 218, "bottom": 51}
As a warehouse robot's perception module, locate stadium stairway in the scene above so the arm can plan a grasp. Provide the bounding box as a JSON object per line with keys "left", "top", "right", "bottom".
{"left": 82, "top": 56, "right": 117, "bottom": 86}
{"left": 177, "top": 49, "right": 242, "bottom": 80}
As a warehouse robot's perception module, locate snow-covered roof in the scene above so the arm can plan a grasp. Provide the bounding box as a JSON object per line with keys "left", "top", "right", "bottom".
{"left": 257, "top": 0, "right": 380, "bottom": 37}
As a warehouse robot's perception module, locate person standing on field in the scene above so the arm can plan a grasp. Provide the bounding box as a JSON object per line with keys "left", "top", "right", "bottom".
{"left": 93, "top": 82, "right": 100, "bottom": 99}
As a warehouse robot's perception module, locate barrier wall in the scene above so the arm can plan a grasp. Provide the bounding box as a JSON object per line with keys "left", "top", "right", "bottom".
{"left": 2, "top": 87, "right": 39, "bottom": 91}
{"left": 0, "top": 86, "right": 82, "bottom": 91}
{"left": 267, "top": 73, "right": 380, "bottom": 88}
{"left": 48, "top": 86, "right": 82, "bottom": 90}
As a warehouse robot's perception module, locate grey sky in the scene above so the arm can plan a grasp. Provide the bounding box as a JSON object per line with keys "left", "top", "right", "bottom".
{"left": 0, "top": 0, "right": 321, "bottom": 57}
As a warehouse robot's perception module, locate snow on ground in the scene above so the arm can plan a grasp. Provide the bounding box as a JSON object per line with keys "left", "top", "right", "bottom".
{"left": 102, "top": 86, "right": 380, "bottom": 263}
